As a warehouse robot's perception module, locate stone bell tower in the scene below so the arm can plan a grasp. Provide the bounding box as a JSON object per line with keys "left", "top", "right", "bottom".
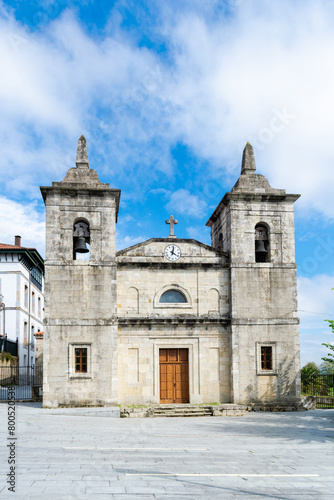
{"left": 41, "top": 136, "right": 120, "bottom": 407}
{"left": 207, "top": 143, "right": 301, "bottom": 406}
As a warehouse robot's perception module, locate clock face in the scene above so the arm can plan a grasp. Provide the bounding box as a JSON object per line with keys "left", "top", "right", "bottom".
{"left": 164, "top": 244, "right": 181, "bottom": 262}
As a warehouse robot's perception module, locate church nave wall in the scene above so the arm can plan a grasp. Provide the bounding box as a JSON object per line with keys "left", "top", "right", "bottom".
{"left": 117, "top": 324, "right": 231, "bottom": 405}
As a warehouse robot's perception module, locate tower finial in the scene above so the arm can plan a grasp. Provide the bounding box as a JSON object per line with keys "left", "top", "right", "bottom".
{"left": 76, "top": 135, "right": 89, "bottom": 169}
{"left": 241, "top": 142, "right": 256, "bottom": 174}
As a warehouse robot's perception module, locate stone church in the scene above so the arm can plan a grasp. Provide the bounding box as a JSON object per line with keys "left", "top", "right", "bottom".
{"left": 41, "top": 136, "right": 301, "bottom": 408}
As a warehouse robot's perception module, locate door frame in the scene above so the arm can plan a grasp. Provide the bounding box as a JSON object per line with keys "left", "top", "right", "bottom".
{"left": 153, "top": 340, "right": 199, "bottom": 403}
{"left": 159, "top": 348, "right": 189, "bottom": 404}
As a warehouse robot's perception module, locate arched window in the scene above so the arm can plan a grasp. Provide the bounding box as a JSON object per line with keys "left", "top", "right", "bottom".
{"left": 255, "top": 223, "right": 270, "bottom": 263}
{"left": 73, "top": 220, "right": 90, "bottom": 260}
{"left": 159, "top": 290, "right": 187, "bottom": 303}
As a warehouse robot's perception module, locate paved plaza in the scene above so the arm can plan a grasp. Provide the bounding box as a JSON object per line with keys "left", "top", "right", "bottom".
{"left": 0, "top": 403, "right": 333, "bottom": 499}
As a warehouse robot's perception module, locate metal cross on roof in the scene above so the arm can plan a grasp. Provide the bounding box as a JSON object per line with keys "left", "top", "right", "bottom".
{"left": 165, "top": 215, "right": 178, "bottom": 239}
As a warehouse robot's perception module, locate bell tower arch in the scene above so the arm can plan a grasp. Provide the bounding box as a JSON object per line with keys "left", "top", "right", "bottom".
{"left": 41, "top": 136, "right": 121, "bottom": 408}
{"left": 206, "top": 143, "right": 301, "bottom": 407}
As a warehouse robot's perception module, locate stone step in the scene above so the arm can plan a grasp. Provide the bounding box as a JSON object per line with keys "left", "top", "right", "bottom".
{"left": 154, "top": 412, "right": 212, "bottom": 415}
{"left": 154, "top": 411, "right": 211, "bottom": 415}
{"left": 154, "top": 411, "right": 212, "bottom": 415}
{"left": 152, "top": 406, "right": 213, "bottom": 417}
{"left": 120, "top": 404, "right": 247, "bottom": 418}
{"left": 153, "top": 409, "right": 212, "bottom": 413}
{"left": 154, "top": 405, "right": 212, "bottom": 409}
{"left": 153, "top": 407, "right": 212, "bottom": 411}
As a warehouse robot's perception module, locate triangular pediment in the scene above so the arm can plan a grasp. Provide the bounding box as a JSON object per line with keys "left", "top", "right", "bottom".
{"left": 117, "top": 238, "right": 227, "bottom": 265}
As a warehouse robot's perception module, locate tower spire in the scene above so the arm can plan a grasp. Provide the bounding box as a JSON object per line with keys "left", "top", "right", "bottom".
{"left": 241, "top": 142, "right": 256, "bottom": 174}
{"left": 76, "top": 135, "right": 89, "bottom": 169}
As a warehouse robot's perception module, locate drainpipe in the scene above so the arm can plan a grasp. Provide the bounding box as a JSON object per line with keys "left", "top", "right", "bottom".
{"left": 28, "top": 277, "right": 31, "bottom": 375}
{"left": 0, "top": 295, "right": 5, "bottom": 353}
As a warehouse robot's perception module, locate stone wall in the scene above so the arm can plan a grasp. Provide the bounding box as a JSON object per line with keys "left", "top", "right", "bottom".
{"left": 207, "top": 144, "right": 301, "bottom": 406}
{"left": 117, "top": 261, "right": 229, "bottom": 319}
{"left": 116, "top": 238, "right": 231, "bottom": 406}
{"left": 41, "top": 137, "right": 120, "bottom": 408}
{"left": 118, "top": 322, "right": 231, "bottom": 405}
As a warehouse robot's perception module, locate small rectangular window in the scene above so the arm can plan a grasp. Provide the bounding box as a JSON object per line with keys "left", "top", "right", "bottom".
{"left": 38, "top": 297, "right": 41, "bottom": 316}
{"left": 257, "top": 342, "right": 276, "bottom": 375}
{"left": 32, "top": 291, "right": 35, "bottom": 313}
{"left": 261, "top": 346, "right": 273, "bottom": 370}
{"left": 75, "top": 348, "right": 87, "bottom": 373}
{"left": 69, "top": 343, "right": 91, "bottom": 378}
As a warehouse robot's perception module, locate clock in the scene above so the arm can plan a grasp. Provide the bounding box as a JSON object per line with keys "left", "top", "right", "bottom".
{"left": 164, "top": 244, "right": 181, "bottom": 262}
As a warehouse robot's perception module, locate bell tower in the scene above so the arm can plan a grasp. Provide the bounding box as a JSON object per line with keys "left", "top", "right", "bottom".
{"left": 41, "top": 136, "right": 121, "bottom": 407}
{"left": 207, "top": 143, "right": 301, "bottom": 406}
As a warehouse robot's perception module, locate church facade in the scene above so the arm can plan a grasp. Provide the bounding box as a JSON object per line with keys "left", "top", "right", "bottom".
{"left": 41, "top": 137, "right": 301, "bottom": 408}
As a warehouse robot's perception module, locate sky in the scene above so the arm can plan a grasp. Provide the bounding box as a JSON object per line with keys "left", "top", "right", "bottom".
{"left": 0, "top": 0, "right": 333, "bottom": 367}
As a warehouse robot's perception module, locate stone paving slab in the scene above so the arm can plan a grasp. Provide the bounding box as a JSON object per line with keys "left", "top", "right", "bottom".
{"left": 0, "top": 403, "right": 333, "bottom": 499}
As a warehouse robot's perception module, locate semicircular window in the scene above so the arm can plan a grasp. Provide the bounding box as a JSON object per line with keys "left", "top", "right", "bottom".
{"left": 159, "top": 290, "right": 187, "bottom": 303}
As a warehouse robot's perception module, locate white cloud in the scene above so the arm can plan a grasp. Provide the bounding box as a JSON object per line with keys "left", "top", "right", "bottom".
{"left": 116, "top": 233, "right": 147, "bottom": 251}
{"left": 1, "top": 0, "right": 334, "bottom": 221}
{"left": 298, "top": 275, "right": 334, "bottom": 324}
{"left": 149, "top": 188, "right": 170, "bottom": 196}
{"left": 0, "top": 6, "right": 162, "bottom": 186}
{"left": 0, "top": 196, "right": 45, "bottom": 255}
{"left": 298, "top": 274, "right": 334, "bottom": 366}
{"left": 165, "top": 189, "right": 207, "bottom": 219}
{"left": 157, "top": 0, "right": 334, "bottom": 218}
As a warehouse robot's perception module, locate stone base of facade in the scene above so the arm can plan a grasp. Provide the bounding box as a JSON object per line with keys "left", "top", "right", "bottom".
{"left": 120, "top": 401, "right": 308, "bottom": 417}
{"left": 247, "top": 401, "right": 306, "bottom": 412}
{"left": 120, "top": 403, "right": 247, "bottom": 418}
{"left": 42, "top": 399, "right": 118, "bottom": 409}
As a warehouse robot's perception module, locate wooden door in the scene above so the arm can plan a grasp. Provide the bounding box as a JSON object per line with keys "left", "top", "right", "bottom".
{"left": 159, "top": 348, "right": 189, "bottom": 403}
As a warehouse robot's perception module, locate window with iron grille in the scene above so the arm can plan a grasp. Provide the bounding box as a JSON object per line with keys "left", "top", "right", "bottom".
{"left": 75, "top": 348, "right": 87, "bottom": 373}
{"left": 261, "top": 346, "right": 273, "bottom": 370}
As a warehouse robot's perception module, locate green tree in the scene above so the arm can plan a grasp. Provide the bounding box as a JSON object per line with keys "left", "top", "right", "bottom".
{"left": 300, "top": 362, "right": 320, "bottom": 386}
{"left": 300, "top": 362, "right": 330, "bottom": 396}
{"left": 319, "top": 360, "right": 334, "bottom": 375}
{"left": 322, "top": 318, "right": 334, "bottom": 365}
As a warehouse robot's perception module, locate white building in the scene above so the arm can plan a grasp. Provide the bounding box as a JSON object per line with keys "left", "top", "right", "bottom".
{"left": 0, "top": 236, "right": 44, "bottom": 367}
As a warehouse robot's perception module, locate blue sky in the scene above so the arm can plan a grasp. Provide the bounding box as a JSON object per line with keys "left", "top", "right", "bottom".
{"left": 0, "top": 0, "right": 334, "bottom": 366}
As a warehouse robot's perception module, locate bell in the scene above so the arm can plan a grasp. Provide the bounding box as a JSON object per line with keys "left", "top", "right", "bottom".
{"left": 255, "top": 240, "right": 268, "bottom": 261}
{"left": 75, "top": 236, "right": 89, "bottom": 253}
